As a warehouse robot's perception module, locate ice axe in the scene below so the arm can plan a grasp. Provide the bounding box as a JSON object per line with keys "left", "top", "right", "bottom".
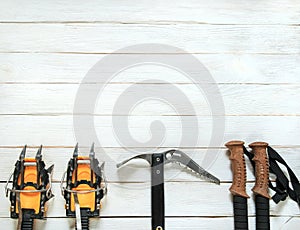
{"left": 117, "top": 149, "right": 220, "bottom": 230}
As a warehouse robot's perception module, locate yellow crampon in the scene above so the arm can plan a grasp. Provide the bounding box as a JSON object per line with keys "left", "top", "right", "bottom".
{"left": 6, "top": 145, "right": 54, "bottom": 230}
{"left": 61, "top": 143, "right": 106, "bottom": 230}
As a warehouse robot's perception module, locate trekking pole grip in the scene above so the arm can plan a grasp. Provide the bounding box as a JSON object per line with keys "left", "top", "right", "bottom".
{"left": 249, "top": 142, "right": 271, "bottom": 199}
{"left": 225, "top": 141, "right": 249, "bottom": 198}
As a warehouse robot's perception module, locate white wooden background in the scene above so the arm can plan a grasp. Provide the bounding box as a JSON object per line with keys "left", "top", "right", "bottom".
{"left": 0, "top": 1, "right": 300, "bottom": 229}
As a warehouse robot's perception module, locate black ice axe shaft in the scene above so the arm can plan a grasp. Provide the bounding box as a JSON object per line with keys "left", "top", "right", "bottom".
{"left": 152, "top": 153, "right": 165, "bottom": 229}
{"left": 117, "top": 149, "right": 220, "bottom": 230}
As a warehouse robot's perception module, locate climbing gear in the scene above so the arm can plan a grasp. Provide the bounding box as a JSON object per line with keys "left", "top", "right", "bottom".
{"left": 61, "top": 143, "right": 107, "bottom": 230}
{"left": 225, "top": 140, "right": 300, "bottom": 230}
{"left": 244, "top": 145, "right": 300, "bottom": 206}
{"left": 225, "top": 141, "right": 249, "bottom": 230}
{"left": 117, "top": 149, "right": 220, "bottom": 230}
{"left": 5, "top": 145, "right": 54, "bottom": 230}
{"left": 249, "top": 142, "right": 271, "bottom": 230}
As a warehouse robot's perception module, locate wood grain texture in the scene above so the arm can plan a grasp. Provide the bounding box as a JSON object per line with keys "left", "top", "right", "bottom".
{"left": 0, "top": 0, "right": 299, "bottom": 228}
{"left": 1, "top": 54, "right": 300, "bottom": 84}
{"left": 0, "top": 115, "right": 299, "bottom": 147}
{"left": 0, "top": 0, "right": 299, "bottom": 25}
{"left": 0, "top": 24, "right": 299, "bottom": 54}
{"left": 0, "top": 84, "right": 299, "bottom": 115}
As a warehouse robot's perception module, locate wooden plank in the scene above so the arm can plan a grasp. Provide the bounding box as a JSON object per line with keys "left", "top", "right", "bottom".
{"left": 0, "top": 24, "right": 299, "bottom": 54}
{"left": 1, "top": 182, "right": 300, "bottom": 217}
{"left": 0, "top": 1, "right": 298, "bottom": 227}
{"left": 0, "top": 115, "right": 299, "bottom": 147}
{"left": 1, "top": 53, "right": 300, "bottom": 84}
{"left": 0, "top": 83, "right": 299, "bottom": 115}
{"left": 0, "top": 147, "right": 299, "bottom": 183}
{"left": 0, "top": 216, "right": 297, "bottom": 230}
{"left": 0, "top": 0, "right": 299, "bottom": 25}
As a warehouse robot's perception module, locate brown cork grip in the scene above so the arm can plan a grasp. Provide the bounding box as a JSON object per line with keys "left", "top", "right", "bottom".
{"left": 225, "top": 141, "right": 249, "bottom": 198}
{"left": 249, "top": 142, "right": 271, "bottom": 199}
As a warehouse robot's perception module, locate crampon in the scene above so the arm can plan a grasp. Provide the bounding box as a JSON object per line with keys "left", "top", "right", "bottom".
{"left": 61, "top": 143, "right": 107, "bottom": 230}
{"left": 5, "top": 145, "right": 54, "bottom": 230}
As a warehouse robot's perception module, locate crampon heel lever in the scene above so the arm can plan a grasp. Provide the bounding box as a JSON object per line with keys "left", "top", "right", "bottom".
{"left": 61, "top": 143, "right": 107, "bottom": 230}
{"left": 117, "top": 149, "right": 220, "bottom": 230}
{"left": 5, "top": 145, "right": 54, "bottom": 230}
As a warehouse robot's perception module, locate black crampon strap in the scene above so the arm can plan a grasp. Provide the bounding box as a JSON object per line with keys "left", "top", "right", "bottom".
{"left": 243, "top": 146, "right": 300, "bottom": 205}
{"left": 20, "top": 209, "right": 34, "bottom": 230}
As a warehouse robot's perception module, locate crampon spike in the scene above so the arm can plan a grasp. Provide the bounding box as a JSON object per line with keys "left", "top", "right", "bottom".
{"left": 35, "top": 145, "right": 43, "bottom": 161}
{"left": 73, "top": 143, "right": 79, "bottom": 158}
{"left": 89, "top": 143, "right": 95, "bottom": 159}
{"left": 19, "top": 145, "right": 27, "bottom": 161}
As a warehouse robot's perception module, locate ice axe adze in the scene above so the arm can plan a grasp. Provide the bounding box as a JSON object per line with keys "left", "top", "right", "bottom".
{"left": 117, "top": 149, "right": 220, "bottom": 230}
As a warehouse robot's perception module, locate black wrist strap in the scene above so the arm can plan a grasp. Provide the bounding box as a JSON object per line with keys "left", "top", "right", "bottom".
{"left": 243, "top": 146, "right": 300, "bottom": 205}
{"left": 267, "top": 146, "right": 300, "bottom": 204}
